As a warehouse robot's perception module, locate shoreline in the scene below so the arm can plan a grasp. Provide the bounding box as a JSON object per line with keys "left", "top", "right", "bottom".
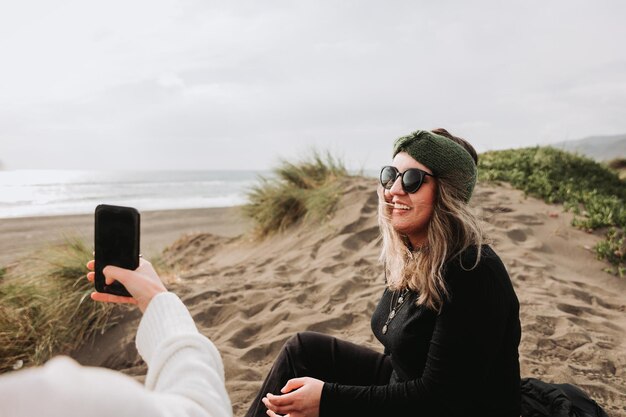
{"left": 0, "top": 206, "right": 251, "bottom": 266}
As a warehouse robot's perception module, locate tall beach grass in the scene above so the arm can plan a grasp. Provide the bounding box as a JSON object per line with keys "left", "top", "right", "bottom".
{"left": 0, "top": 238, "right": 123, "bottom": 373}
{"left": 243, "top": 150, "right": 349, "bottom": 236}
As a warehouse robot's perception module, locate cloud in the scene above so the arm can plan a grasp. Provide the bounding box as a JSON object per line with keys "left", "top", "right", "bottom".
{"left": 1, "top": 0, "right": 626, "bottom": 169}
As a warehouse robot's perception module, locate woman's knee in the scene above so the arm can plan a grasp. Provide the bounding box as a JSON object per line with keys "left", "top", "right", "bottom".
{"left": 284, "top": 331, "right": 332, "bottom": 355}
{"left": 285, "top": 331, "right": 320, "bottom": 349}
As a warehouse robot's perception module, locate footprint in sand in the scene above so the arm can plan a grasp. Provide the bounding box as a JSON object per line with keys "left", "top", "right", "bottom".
{"left": 552, "top": 332, "right": 592, "bottom": 351}
{"left": 192, "top": 304, "right": 239, "bottom": 327}
{"left": 321, "top": 263, "right": 348, "bottom": 275}
{"left": 182, "top": 289, "right": 220, "bottom": 305}
{"left": 332, "top": 250, "right": 351, "bottom": 261}
{"left": 241, "top": 337, "right": 290, "bottom": 363}
{"left": 486, "top": 205, "right": 515, "bottom": 215}
{"left": 306, "top": 314, "right": 356, "bottom": 333}
{"left": 255, "top": 257, "right": 275, "bottom": 269}
{"left": 274, "top": 263, "right": 292, "bottom": 277}
{"left": 242, "top": 302, "right": 267, "bottom": 318}
{"left": 517, "top": 258, "right": 548, "bottom": 269}
{"left": 361, "top": 192, "right": 379, "bottom": 214}
{"left": 505, "top": 227, "right": 544, "bottom": 250}
{"left": 327, "top": 279, "right": 358, "bottom": 304}
{"left": 339, "top": 216, "right": 371, "bottom": 235}
{"left": 227, "top": 364, "right": 263, "bottom": 382}
{"left": 506, "top": 228, "right": 528, "bottom": 242}
{"left": 568, "top": 355, "right": 617, "bottom": 378}
{"left": 229, "top": 323, "right": 263, "bottom": 349}
{"left": 512, "top": 214, "right": 545, "bottom": 225}
{"left": 309, "top": 241, "right": 322, "bottom": 259}
{"left": 354, "top": 258, "right": 372, "bottom": 267}
{"left": 341, "top": 226, "right": 380, "bottom": 251}
{"left": 556, "top": 303, "right": 608, "bottom": 319}
{"left": 532, "top": 339, "right": 571, "bottom": 361}
{"left": 594, "top": 334, "right": 619, "bottom": 350}
{"left": 523, "top": 315, "right": 558, "bottom": 336}
{"left": 224, "top": 265, "right": 247, "bottom": 277}
{"left": 356, "top": 264, "right": 382, "bottom": 282}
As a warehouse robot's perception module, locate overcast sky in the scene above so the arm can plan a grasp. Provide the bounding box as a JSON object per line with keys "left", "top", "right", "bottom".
{"left": 1, "top": 0, "right": 625, "bottom": 170}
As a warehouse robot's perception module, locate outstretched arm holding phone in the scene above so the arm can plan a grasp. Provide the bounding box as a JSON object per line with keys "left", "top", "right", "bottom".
{"left": 0, "top": 258, "right": 233, "bottom": 417}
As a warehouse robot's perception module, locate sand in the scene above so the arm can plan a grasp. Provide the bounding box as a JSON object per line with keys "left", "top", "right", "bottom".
{"left": 0, "top": 207, "right": 251, "bottom": 266}
{"left": 4, "top": 178, "right": 626, "bottom": 416}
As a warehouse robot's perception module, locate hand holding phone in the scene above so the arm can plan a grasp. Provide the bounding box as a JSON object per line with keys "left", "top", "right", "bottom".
{"left": 94, "top": 204, "right": 140, "bottom": 297}
{"left": 86, "top": 258, "right": 167, "bottom": 313}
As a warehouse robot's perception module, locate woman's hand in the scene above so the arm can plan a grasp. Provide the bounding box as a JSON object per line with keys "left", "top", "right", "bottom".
{"left": 86, "top": 258, "right": 167, "bottom": 313}
{"left": 262, "top": 377, "right": 324, "bottom": 417}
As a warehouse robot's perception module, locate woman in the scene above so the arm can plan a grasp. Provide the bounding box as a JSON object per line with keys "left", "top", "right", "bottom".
{"left": 245, "top": 129, "right": 522, "bottom": 417}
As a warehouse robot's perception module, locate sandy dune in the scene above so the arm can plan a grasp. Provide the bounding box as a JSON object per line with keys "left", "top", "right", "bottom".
{"left": 69, "top": 178, "right": 625, "bottom": 416}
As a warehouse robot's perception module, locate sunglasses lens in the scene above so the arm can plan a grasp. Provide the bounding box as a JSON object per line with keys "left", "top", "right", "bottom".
{"left": 402, "top": 169, "right": 424, "bottom": 193}
{"left": 380, "top": 166, "right": 397, "bottom": 189}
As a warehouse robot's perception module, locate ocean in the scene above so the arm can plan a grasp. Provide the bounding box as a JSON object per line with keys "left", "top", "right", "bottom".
{"left": 0, "top": 170, "right": 266, "bottom": 219}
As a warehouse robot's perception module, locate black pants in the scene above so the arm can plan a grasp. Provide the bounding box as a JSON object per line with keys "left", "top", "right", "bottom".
{"left": 244, "top": 332, "right": 609, "bottom": 417}
{"left": 244, "top": 331, "right": 393, "bottom": 417}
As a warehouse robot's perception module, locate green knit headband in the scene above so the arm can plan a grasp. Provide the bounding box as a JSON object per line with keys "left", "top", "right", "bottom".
{"left": 393, "top": 130, "right": 477, "bottom": 202}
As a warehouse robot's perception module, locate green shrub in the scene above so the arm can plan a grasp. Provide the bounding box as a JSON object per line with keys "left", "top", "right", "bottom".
{"left": 243, "top": 150, "right": 348, "bottom": 236}
{"left": 479, "top": 147, "right": 626, "bottom": 273}
{"left": 0, "top": 238, "right": 123, "bottom": 373}
{"left": 595, "top": 228, "right": 625, "bottom": 277}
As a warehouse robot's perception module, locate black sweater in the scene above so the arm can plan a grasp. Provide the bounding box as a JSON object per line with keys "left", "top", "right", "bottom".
{"left": 321, "top": 245, "right": 521, "bottom": 417}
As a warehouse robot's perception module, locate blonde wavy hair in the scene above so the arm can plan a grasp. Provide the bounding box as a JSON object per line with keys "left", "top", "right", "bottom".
{"left": 378, "top": 141, "right": 485, "bottom": 313}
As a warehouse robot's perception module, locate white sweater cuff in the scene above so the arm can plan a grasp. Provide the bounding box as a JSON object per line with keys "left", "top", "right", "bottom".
{"left": 135, "top": 292, "right": 198, "bottom": 365}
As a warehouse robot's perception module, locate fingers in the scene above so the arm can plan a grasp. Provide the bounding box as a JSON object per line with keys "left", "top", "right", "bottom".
{"left": 87, "top": 258, "right": 147, "bottom": 273}
{"left": 281, "top": 378, "right": 306, "bottom": 393}
{"left": 87, "top": 257, "right": 165, "bottom": 313}
{"left": 90, "top": 292, "right": 137, "bottom": 305}
{"left": 266, "top": 392, "right": 294, "bottom": 407}
{"left": 266, "top": 410, "right": 288, "bottom": 417}
{"left": 102, "top": 265, "right": 134, "bottom": 286}
{"left": 262, "top": 396, "right": 293, "bottom": 415}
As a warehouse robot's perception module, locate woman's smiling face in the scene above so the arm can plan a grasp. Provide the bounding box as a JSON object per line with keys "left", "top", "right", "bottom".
{"left": 383, "top": 152, "right": 437, "bottom": 248}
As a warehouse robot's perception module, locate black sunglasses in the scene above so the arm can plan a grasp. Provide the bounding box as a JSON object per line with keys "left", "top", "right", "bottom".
{"left": 379, "top": 165, "right": 435, "bottom": 194}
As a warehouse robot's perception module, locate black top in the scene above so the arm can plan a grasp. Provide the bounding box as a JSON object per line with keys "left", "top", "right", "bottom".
{"left": 321, "top": 245, "right": 521, "bottom": 417}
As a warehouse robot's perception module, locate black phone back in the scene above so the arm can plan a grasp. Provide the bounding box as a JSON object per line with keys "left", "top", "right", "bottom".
{"left": 94, "top": 204, "right": 140, "bottom": 296}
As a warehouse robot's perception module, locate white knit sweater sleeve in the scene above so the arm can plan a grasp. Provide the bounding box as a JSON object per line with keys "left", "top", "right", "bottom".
{"left": 0, "top": 292, "right": 232, "bottom": 417}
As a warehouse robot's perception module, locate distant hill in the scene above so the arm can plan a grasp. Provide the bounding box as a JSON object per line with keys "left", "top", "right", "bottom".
{"left": 551, "top": 134, "right": 626, "bottom": 161}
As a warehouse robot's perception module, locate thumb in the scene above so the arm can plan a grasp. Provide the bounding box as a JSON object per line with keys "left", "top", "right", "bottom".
{"left": 102, "top": 265, "right": 134, "bottom": 286}
{"left": 281, "top": 377, "right": 306, "bottom": 393}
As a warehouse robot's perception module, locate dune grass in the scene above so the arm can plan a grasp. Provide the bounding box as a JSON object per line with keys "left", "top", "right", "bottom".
{"left": 243, "top": 150, "right": 349, "bottom": 237}
{"left": 479, "top": 147, "right": 626, "bottom": 276}
{"left": 0, "top": 237, "right": 123, "bottom": 373}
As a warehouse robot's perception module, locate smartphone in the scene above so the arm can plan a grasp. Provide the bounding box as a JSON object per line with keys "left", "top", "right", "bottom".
{"left": 94, "top": 204, "right": 140, "bottom": 297}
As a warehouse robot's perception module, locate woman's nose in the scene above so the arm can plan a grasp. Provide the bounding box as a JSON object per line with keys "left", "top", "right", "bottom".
{"left": 388, "top": 176, "right": 406, "bottom": 195}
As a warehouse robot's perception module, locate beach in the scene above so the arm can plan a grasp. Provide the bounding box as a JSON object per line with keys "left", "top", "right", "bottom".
{"left": 0, "top": 207, "right": 251, "bottom": 266}
{"left": 3, "top": 178, "right": 625, "bottom": 416}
